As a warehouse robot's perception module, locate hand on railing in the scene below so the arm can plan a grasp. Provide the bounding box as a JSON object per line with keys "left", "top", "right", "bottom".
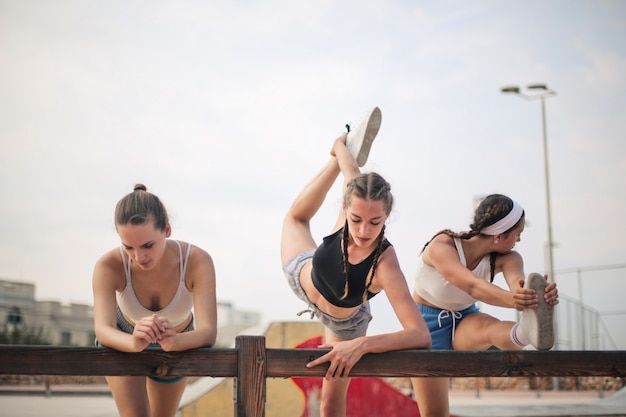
{"left": 305, "top": 337, "right": 366, "bottom": 380}
{"left": 132, "top": 314, "right": 175, "bottom": 351}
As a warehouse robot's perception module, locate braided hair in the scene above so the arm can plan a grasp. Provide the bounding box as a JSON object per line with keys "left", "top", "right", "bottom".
{"left": 340, "top": 172, "right": 393, "bottom": 301}
{"left": 421, "top": 194, "right": 524, "bottom": 282}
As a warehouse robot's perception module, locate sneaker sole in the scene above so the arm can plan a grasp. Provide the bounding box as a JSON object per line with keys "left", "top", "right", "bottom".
{"left": 524, "top": 273, "right": 555, "bottom": 350}
{"left": 350, "top": 107, "right": 382, "bottom": 167}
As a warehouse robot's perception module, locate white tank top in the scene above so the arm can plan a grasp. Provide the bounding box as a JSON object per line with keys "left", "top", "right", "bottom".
{"left": 116, "top": 240, "right": 193, "bottom": 327}
{"left": 414, "top": 237, "right": 491, "bottom": 311}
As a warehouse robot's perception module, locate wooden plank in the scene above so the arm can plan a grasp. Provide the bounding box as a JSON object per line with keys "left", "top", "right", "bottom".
{"left": 265, "top": 348, "right": 626, "bottom": 378}
{"left": 1, "top": 342, "right": 625, "bottom": 379}
{"left": 0, "top": 345, "right": 237, "bottom": 377}
{"left": 2, "top": 339, "right": 625, "bottom": 417}
{"left": 235, "top": 336, "right": 266, "bottom": 417}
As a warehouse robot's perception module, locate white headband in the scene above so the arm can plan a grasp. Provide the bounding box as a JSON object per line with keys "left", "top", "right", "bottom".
{"left": 481, "top": 200, "right": 524, "bottom": 236}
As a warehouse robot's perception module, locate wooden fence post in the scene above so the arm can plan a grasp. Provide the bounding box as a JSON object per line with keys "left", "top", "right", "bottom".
{"left": 235, "top": 335, "right": 266, "bottom": 417}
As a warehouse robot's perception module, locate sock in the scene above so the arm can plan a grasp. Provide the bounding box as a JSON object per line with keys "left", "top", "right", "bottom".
{"left": 511, "top": 322, "right": 529, "bottom": 347}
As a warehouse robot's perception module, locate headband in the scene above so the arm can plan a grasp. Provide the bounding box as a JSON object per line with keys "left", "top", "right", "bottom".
{"left": 481, "top": 200, "right": 524, "bottom": 236}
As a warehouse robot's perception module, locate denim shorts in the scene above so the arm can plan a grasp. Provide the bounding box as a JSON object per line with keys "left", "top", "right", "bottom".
{"left": 417, "top": 303, "right": 479, "bottom": 350}
{"left": 283, "top": 250, "right": 372, "bottom": 339}
{"left": 96, "top": 307, "right": 194, "bottom": 384}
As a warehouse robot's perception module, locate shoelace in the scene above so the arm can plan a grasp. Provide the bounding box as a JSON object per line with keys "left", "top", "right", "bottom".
{"left": 437, "top": 310, "right": 463, "bottom": 341}
{"left": 297, "top": 308, "right": 316, "bottom": 320}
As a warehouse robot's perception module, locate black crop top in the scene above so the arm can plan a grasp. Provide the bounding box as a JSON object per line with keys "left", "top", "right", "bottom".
{"left": 311, "top": 227, "right": 391, "bottom": 308}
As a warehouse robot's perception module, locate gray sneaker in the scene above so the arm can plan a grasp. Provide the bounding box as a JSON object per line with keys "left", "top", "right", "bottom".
{"left": 520, "top": 273, "right": 555, "bottom": 350}
{"left": 346, "top": 107, "right": 382, "bottom": 167}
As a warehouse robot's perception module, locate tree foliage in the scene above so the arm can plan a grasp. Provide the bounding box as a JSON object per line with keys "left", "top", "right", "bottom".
{"left": 0, "top": 324, "right": 51, "bottom": 345}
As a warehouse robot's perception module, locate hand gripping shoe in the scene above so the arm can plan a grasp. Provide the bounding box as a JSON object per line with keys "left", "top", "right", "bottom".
{"left": 520, "top": 273, "right": 555, "bottom": 350}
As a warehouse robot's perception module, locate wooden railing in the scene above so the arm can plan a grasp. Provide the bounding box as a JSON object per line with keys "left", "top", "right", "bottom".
{"left": 1, "top": 336, "right": 625, "bottom": 416}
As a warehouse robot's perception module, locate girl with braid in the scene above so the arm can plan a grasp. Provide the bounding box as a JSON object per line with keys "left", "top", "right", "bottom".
{"left": 281, "top": 107, "right": 431, "bottom": 417}
{"left": 410, "top": 194, "right": 559, "bottom": 417}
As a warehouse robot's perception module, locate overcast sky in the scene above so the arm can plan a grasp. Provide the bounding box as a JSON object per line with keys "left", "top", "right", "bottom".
{"left": 1, "top": 1, "right": 625, "bottom": 349}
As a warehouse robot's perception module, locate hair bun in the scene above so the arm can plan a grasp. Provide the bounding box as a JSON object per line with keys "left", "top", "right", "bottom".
{"left": 133, "top": 184, "right": 147, "bottom": 192}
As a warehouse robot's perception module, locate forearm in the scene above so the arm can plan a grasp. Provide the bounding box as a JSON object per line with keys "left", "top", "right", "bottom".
{"left": 95, "top": 326, "right": 143, "bottom": 353}
{"left": 361, "top": 328, "right": 431, "bottom": 354}
{"left": 165, "top": 326, "right": 217, "bottom": 351}
{"left": 468, "top": 282, "right": 515, "bottom": 309}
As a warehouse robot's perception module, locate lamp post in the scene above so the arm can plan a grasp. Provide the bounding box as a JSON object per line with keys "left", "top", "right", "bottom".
{"left": 500, "top": 84, "right": 557, "bottom": 286}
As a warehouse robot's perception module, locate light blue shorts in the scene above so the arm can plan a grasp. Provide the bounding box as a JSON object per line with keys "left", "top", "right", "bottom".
{"left": 283, "top": 250, "right": 372, "bottom": 339}
{"left": 417, "top": 304, "right": 479, "bottom": 350}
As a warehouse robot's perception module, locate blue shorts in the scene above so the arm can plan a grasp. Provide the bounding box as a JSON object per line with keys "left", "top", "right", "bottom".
{"left": 96, "top": 307, "right": 194, "bottom": 384}
{"left": 283, "top": 250, "right": 372, "bottom": 339}
{"left": 417, "top": 304, "right": 479, "bottom": 350}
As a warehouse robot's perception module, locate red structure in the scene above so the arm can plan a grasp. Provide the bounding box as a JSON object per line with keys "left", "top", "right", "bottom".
{"left": 291, "top": 335, "right": 458, "bottom": 417}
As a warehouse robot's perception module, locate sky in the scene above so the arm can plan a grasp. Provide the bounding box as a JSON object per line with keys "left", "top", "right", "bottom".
{"left": 1, "top": 1, "right": 625, "bottom": 350}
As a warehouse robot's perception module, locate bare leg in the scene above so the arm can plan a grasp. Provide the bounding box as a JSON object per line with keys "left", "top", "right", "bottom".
{"left": 280, "top": 156, "right": 340, "bottom": 264}
{"left": 411, "top": 377, "right": 450, "bottom": 417}
{"left": 280, "top": 134, "right": 362, "bottom": 417}
{"left": 280, "top": 134, "right": 360, "bottom": 265}
{"left": 320, "top": 377, "right": 351, "bottom": 417}
{"left": 319, "top": 328, "right": 351, "bottom": 417}
{"left": 453, "top": 313, "right": 518, "bottom": 350}
{"left": 106, "top": 376, "right": 151, "bottom": 417}
{"left": 106, "top": 375, "right": 187, "bottom": 417}
{"left": 147, "top": 377, "right": 188, "bottom": 417}
{"left": 411, "top": 314, "right": 520, "bottom": 417}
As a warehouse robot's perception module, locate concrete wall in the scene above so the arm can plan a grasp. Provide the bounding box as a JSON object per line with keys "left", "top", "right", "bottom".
{"left": 179, "top": 321, "right": 323, "bottom": 417}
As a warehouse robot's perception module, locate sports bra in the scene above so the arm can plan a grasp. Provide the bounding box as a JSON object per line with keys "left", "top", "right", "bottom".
{"left": 116, "top": 240, "right": 193, "bottom": 327}
{"left": 414, "top": 237, "right": 491, "bottom": 311}
{"left": 311, "top": 228, "right": 391, "bottom": 308}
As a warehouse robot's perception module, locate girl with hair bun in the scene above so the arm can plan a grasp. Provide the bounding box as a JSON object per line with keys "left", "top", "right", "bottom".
{"left": 93, "top": 184, "right": 217, "bottom": 417}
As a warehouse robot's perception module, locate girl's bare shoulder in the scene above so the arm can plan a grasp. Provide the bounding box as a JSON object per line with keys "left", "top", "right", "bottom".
{"left": 95, "top": 247, "right": 123, "bottom": 270}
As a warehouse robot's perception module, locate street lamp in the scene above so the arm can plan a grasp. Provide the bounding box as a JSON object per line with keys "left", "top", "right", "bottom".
{"left": 500, "top": 83, "right": 557, "bottom": 287}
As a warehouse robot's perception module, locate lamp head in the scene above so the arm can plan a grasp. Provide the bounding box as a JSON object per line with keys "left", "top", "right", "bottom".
{"left": 500, "top": 85, "right": 520, "bottom": 94}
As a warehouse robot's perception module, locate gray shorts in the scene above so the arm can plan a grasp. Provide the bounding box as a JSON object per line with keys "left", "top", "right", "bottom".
{"left": 283, "top": 250, "right": 372, "bottom": 339}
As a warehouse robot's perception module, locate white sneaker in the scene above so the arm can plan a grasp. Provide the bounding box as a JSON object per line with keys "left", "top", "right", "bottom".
{"left": 520, "top": 273, "right": 555, "bottom": 350}
{"left": 346, "top": 106, "right": 382, "bottom": 167}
